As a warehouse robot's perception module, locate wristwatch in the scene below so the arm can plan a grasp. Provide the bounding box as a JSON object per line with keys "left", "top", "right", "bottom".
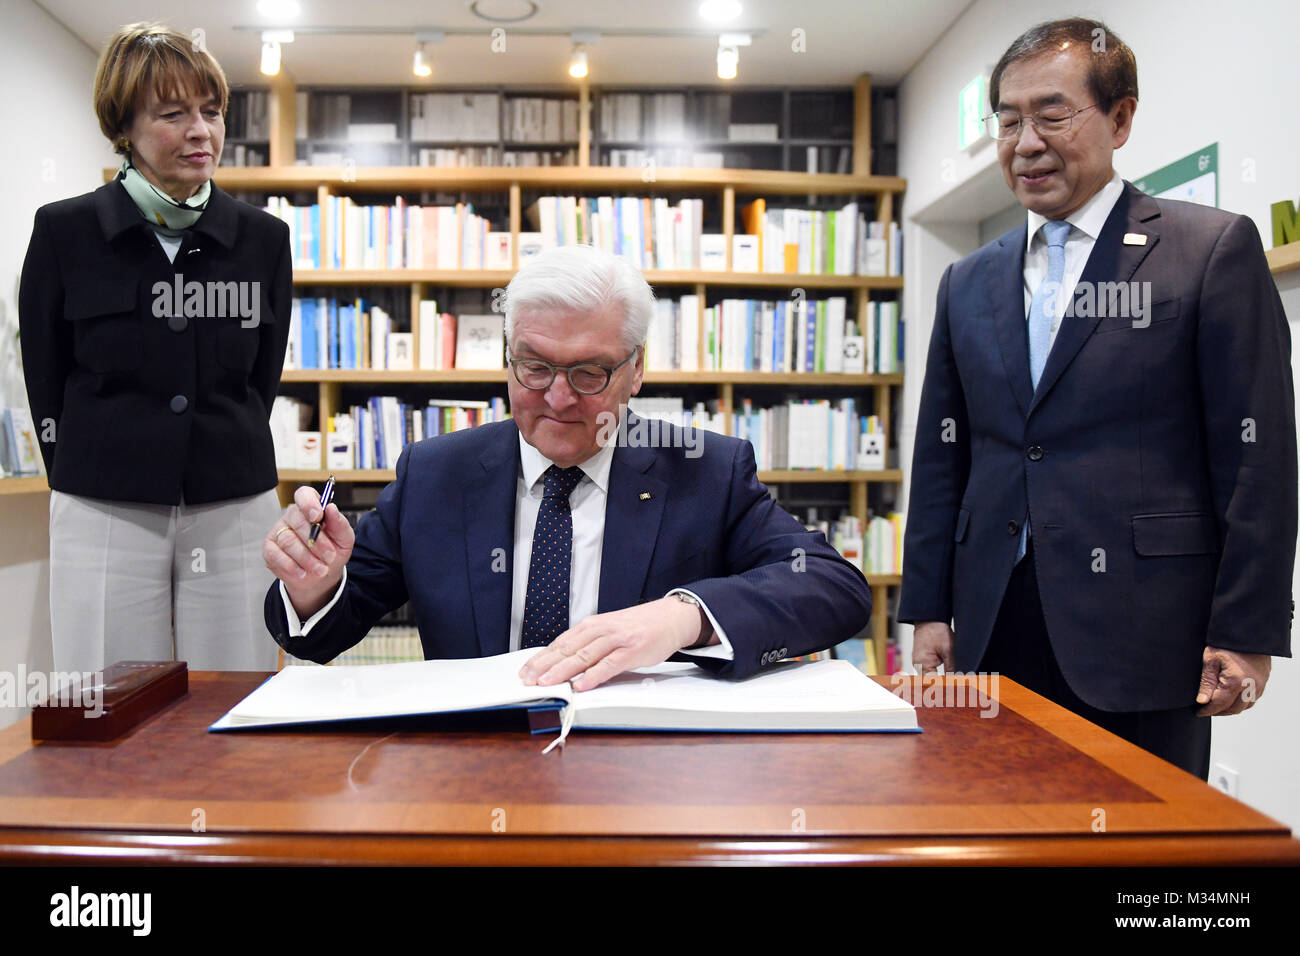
{"left": 673, "top": 592, "right": 713, "bottom": 648}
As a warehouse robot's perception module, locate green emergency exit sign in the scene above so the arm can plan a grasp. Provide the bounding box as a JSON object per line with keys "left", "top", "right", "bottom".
{"left": 959, "top": 74, "right": 987, "bottom": 150}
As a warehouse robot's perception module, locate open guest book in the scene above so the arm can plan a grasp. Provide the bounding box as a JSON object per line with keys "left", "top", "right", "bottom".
{"left": 210, "top": 649, "right": 918, "bottom": 751}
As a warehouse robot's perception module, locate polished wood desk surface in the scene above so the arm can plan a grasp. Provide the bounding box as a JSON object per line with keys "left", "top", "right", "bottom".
{"left": 0, "top": 672, "right": 1294, "bottom": 865}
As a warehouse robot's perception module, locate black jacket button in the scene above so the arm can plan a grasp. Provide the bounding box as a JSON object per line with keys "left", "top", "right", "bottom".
{"left": 1027, "top": 445, "right": 1043, "bottom": 461}
{"left": 168, "top": 314, "right": 188, "bottom": 333}
{"left": 1007, "top": 520, "right": 1020, "bottom": 535}
{"left": 170, "top": 395, "right": 189, "bottom": 414}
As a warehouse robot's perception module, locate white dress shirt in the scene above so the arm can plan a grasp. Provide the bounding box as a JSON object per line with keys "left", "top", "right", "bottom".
{"left": 152, "top": 229, "right": 183, "bottom": 263}
{"left": 282, "top": 430, "right": 735, "bottom": 662}
{"left": 1023, "top": 171, "right": 1125, "bottom": 343}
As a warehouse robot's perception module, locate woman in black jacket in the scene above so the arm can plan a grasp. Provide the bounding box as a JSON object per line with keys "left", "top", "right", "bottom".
{"left": 19, "top": 22, "right": 291, "bottom": 673}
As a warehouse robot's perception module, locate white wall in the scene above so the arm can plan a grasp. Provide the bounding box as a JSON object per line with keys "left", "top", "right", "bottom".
{"left": 895, "top": 0, "right": 1300, "bottom": 830}
{"left": 0, "top": 0, "right": 115, "bottom": 729}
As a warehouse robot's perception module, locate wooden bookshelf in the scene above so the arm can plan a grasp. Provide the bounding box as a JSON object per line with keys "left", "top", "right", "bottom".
{"left": 280, "top": 369, "right": 902, "bottom": 386}
{"left": 290, "top": 267, "right": 902, "bottom": 290}
{"left": 215, "top": 83, "right": 897, "bottom": 175}
{"left": 279, "top": 467, "right": 902, "bottom": 485}
{"left": 136, "top": 74, "right": 908, "bottom": 672}
{"left": 1267, "top": 241, "right": 1300, "bottom": 276}
{"left": 0, "top": 476, "right": 48, "bottom": 495}
{"left": 200, "top": 165, "right": 904, "bottom": 196}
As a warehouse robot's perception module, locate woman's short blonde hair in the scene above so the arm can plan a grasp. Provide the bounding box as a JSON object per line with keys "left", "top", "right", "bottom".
{"left": 93, "top": 22, "right": 229, "bottom": 154}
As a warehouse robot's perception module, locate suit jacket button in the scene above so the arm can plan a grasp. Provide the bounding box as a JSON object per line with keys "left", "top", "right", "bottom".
{"left": 778, "top": 647, "right": 788, "bottom": 658}
{"left": 1027, "top": 445, "right": 1043, "bottom": 461}
{"left": 168, "top": 314, "right": 188, "bottom": 333}
{"left": 170, "top": 395, "right": 189, "bottom": 414}
{"left": 1007, "top": 520, "right": 1020, "bottom": 535}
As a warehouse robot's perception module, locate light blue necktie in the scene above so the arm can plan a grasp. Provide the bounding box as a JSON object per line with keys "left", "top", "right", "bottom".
{"left": 1028, "top": 220, "right": 1071, "bottom": 389}
{"left": 1018, "top": 219, "right": 1071, "bottom": 562}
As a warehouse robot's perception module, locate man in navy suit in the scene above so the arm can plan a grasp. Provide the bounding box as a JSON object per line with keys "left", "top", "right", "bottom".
{"left": 263, "top": 244, "right": 871, "bottom": 687}
{"left": 899, "top": 18, "right": 1295, "bottom": 778}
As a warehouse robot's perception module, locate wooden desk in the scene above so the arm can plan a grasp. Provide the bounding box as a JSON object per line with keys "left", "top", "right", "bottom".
{"left": 0, "top": 672, "right": 1294, "bottom": 865}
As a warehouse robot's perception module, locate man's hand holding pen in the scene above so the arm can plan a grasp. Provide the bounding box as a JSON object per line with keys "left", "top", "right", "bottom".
{"left": 263, "top": 481, "right": 355, "bottom": 621}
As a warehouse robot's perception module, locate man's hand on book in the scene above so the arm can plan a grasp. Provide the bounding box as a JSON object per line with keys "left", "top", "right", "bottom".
{"left": 519, "top": 596, "right": 714, "bottom": 691}
{"left": 263, "top": 485, "right": 355, "bottom": 620}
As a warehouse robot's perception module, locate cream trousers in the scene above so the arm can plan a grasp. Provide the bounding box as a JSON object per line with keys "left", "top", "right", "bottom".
{"left": 49, "top": 489, "right": 283, "bottom": 673}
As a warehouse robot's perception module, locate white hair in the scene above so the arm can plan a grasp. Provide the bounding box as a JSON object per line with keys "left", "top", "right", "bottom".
{"left": 502, "top": 244, "right": 655, "bottom": 353}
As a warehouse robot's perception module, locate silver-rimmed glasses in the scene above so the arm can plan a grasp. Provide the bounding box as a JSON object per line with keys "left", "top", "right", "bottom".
{"left": 507, "top": 347, "right": 639, "bottom": 395}
{"left": 984, "top": 103, "right": 1098, "bottom": 140}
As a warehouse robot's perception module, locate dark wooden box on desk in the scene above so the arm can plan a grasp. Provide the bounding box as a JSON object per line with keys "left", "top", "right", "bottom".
{"left": 0, "top": 671, "right": 1296, "bottom": 866}
{"left": 30, "top": 661, "right": 187, "bottom": 742}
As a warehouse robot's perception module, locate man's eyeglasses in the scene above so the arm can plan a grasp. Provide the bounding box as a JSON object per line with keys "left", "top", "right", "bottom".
{"left": 507, "top": 347, "right": 639, "bottom": 395}
{"left": 984, "top": 104, "right": 1098, "bottom": 140}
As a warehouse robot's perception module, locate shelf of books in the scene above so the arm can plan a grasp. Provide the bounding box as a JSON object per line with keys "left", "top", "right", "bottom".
{"left": 237, "top": 165, "right": 907, "bottom": 674}
{"left": 224, "top": 83, "right": 898, "bottom": 175}
{"left": 108, "top": 76, "right": 909, "bottom": 674}
{"left": 0, "top": 408, "right": 46, "bottom": 493}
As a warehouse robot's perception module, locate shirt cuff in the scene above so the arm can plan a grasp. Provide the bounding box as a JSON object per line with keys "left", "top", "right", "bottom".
{"left": 280, "top": 567, "right": 348, "bottom": 637}
{"left": 666, "top": 588, "right": 734, "bottom": 661}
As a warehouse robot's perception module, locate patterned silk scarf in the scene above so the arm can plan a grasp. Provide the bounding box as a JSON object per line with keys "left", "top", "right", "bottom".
{"left": 117, "top": 157, "right": 211, "bottom": 236}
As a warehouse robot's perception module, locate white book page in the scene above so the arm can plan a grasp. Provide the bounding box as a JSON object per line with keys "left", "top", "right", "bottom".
{"left": 572, "top": 659, "right": 914, "bottom": 721}
{"left": 214, "top": 649, "right": 568, "bottom": 727}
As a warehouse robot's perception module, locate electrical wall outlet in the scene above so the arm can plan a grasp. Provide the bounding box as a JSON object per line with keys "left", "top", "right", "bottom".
{"left": 1211, "top": 763, "right": 1239, "bottom": 798}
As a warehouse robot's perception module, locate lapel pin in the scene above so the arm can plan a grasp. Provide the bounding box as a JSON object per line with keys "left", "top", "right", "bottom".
{"left": 639, "top": 492, "right": 652, "bottom": 500}
{"left": 1123, "top": 233, "right": 1147, "bottom": 246}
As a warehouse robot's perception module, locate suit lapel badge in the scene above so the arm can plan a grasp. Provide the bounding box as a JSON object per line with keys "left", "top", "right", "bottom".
{"left": 1123, "top": 232, "right": 1148, "bottom": 246}
{"left": 639, "top": 491, "right": 652, "bottom": 500}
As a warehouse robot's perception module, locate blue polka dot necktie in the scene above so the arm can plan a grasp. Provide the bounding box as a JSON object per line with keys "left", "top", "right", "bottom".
{"left": 520, "top": 465, "right": 585, "bottom": 649}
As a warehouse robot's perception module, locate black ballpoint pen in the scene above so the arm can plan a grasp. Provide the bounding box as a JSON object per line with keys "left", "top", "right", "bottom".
{"left": 309, "top": 475, "right": 336, "bottom": 544}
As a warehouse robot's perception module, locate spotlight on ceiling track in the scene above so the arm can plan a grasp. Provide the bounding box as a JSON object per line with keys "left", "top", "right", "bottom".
{"left": 413, "top": 32, "right": 444, "bottom": 78}
{"left": 260, "top": 41, "right": 280, "bottom": 76}
{"left": 569, "top": 46, "right": 589, "bottom": 78}
{"left": 569, "top": 31, "right": 598, "bottom": 80}
{"left": 413, "top": 45, "right": 432, "bottom": 77}
{"left": 260, "top": 31, "right": 293, "bottom": 75}
{"left": 716, "top": 33, "right": 750, "bottom": 80}
{"left": 716, "top": 45, "right": 738, "bottom": 79}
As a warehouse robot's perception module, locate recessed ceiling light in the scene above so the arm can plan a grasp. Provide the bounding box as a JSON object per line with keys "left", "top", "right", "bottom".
{"left": 468, "top": 0, "right": 539, "bottom": 23}
{"left": 700, "top": 0, "right": 743, "bottom": 23}
{"left": 257, "top": 0, "right": 301, "bottom": 18}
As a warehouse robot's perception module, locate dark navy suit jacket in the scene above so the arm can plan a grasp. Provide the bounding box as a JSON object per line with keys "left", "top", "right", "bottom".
{"left": 899, "top": 182, "right": 1296, "bottom": 711}
{"left": 266, "top": 413, "right": 872, "bottom": 678}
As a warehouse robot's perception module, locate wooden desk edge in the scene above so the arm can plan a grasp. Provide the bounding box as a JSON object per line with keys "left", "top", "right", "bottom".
{"left": 3, "top": 674, "right": 1293, "bottom": 866}
{"left": 1, "top": 828, "right": 1297, "bottom": 866}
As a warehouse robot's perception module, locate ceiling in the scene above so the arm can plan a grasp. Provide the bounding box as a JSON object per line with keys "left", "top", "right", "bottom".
{"left": 37, "top": 0, "right": 972, "bottom": 88}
